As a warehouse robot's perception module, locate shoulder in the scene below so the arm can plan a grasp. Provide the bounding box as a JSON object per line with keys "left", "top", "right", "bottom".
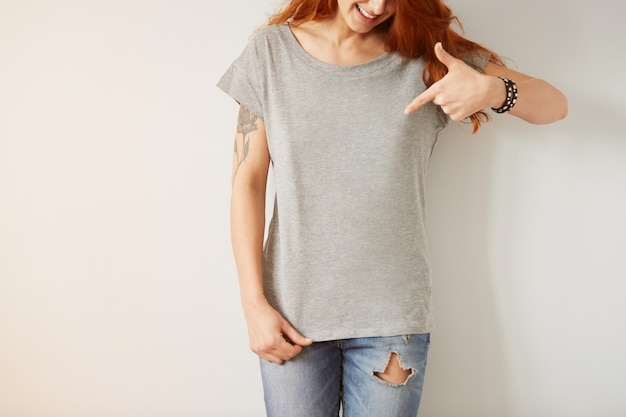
{"left": 233, "top": 25, "right": 287, "bottom": 65}
{"left": 248, "top": 24, "right": 287, "bottom": 46}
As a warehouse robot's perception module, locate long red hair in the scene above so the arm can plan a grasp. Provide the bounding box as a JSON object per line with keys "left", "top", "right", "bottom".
{"left": 267, "top": 0, "right": 503, "bottom": 132}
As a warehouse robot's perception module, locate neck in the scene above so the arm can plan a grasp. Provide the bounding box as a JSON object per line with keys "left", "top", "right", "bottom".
{"left": 321, "top": 12, "right": 385, "bottom": 49}
{"left": 288, "top": 13, "right": 388, "bottom": 66}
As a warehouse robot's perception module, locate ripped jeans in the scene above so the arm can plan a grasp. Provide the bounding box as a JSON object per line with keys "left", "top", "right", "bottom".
{"left": 260, "top": 334, "right": 430, "bottom": 417}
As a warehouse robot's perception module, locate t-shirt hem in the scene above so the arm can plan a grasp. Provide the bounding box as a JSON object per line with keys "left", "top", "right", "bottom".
{"left": 304, "top": 324, "right": 434, "bottom": 343}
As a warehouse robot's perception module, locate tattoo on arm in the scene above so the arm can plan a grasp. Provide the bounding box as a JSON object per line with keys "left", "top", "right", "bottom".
{"left": 233, "top": 105, "right": 259, "bottom": 179}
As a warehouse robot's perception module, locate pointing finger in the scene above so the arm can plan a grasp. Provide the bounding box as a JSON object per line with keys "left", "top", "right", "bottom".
{"left": 405, "top": 85, "right": 437, "bottom": 114}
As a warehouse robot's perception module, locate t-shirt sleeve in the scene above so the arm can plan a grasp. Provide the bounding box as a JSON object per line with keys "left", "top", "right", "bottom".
{"left": 462, "top": 49, "right": 491, "bottom": 73}
{"left": 217, "top": 35, "right": 264, "bottom": 119}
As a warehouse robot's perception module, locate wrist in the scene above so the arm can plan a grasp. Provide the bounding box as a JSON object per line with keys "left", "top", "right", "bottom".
{"left": 490, "top": 76, "right": 518, "bottom": 114}
{"left": 241, "top": 292, "right": 270, "bottom": 316}
{"left": 486, "top": 75, "right": 507, "bottom": 109}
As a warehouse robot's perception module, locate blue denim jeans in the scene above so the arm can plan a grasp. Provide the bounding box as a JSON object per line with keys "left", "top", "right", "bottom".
{"left": 260, "top": 334, "right": 430, "bottom": 417}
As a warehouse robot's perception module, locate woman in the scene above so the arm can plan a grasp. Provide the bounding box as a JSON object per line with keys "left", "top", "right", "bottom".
{"left": 218, "top": 0, "right": 567, "bottom": 416}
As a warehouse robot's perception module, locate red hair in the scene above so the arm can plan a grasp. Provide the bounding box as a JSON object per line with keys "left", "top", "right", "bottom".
{"left": 267, "top": 0, "right": 504, "bottom": 133}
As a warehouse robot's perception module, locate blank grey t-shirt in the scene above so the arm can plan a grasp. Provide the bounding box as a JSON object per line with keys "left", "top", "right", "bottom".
{"left": 218, "top": 24, "right": 488, "bottom": 342}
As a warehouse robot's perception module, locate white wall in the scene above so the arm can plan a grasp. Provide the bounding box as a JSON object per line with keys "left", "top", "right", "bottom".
{"left": 0, "top": 1, "right": 623, "bottom": 416}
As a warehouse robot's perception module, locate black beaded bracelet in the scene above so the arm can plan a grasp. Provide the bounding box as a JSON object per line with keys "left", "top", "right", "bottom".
{"left": 491, "top": 77, "right": 518, "bottom": 114}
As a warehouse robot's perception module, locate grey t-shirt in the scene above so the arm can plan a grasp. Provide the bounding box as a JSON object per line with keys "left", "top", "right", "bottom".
{"left": 218, "top": 24, "right": 488, "bottom": 342}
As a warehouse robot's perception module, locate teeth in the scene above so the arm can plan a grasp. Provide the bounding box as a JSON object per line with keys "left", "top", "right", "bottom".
{"left": 357, "top": 4, "right": 376, "bottom": 19}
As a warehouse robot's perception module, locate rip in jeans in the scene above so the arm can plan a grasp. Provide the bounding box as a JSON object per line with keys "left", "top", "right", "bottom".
{"left": 373, "top": 352, "right": 415, "bottom": 387}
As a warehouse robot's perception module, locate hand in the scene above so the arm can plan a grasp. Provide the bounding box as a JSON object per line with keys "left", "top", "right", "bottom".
{"left": 244, "top": 300, "right": 313, "bottom": 364}
{"left": 404, "top": 42, "right": 502, "bottom": 121}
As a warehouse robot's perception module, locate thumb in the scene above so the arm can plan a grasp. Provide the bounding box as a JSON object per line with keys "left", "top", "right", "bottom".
{"left": 433, "top": 42, "right": 456, "bottom": 68}
{"left": 282, "top": 321, "right": 313, "bottom": 346}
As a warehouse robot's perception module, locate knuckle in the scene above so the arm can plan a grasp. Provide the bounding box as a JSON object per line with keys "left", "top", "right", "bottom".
{"left": 259, "top": 341, "right": 275, "bottom": 352}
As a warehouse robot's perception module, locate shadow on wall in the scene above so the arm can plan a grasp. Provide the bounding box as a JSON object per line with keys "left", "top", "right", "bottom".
{"left": 419, "top": 85, "right": 625, "bottom": 417}
{"left": 420, "top": 119, "right": 511, "bottom": 416}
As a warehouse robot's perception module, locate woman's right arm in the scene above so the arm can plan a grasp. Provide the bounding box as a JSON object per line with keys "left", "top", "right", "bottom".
{"left": 230, "top": 105, "right": 312, "bottom": 364}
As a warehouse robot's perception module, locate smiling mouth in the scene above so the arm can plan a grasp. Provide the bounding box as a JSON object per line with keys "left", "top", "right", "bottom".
{"left": 356, "top": 4, "right": 378, "bottom": 19}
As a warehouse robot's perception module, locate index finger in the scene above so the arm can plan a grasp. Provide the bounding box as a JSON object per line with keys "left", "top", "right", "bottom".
{"left": 404, "top": 86, "right": 437, "bottom": 115}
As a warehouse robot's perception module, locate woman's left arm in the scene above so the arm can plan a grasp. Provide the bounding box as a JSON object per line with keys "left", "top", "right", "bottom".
{"left": 405, "top": 43, "right": 568, "bottom": 125}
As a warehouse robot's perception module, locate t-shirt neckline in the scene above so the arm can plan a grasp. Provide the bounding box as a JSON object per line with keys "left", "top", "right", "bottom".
{"left": 275, "top": 23, "right": 400, "bottom": 75}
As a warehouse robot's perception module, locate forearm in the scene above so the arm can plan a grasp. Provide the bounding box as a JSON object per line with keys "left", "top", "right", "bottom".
{"left": 508, "top": 77, "right": 568, "bottom": 124}
{"left": 230, "top": 183, "right": 269, "bottom": 313}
